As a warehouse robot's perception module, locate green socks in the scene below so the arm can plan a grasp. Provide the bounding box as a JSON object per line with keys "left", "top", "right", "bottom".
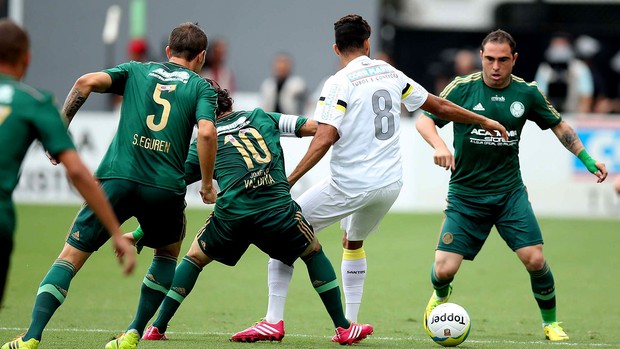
{"left": 304, "top": 247, "right": 349, "bottom": 328}
{"left": 24, "top": 259, "right": 76, "bottom": 341}
{"left": 152, "top": 256, "right": 203, "bottom": 333}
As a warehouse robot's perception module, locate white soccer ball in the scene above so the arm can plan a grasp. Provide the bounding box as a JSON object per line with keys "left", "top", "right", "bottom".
{"left": 426, "top": 303, "right": 471, "bottom": 347}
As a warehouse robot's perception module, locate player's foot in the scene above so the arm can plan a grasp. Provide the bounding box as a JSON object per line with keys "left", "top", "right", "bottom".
{"left": 1, "top": 337, "right": 39, "bottom": 349}
{"left": 142, "top": 326, "right": 168, "bottom": 340}
{"left": 423, "top": 284, "right": 453, "bottom": 335}
{"left": 105, "top": 329, "right": 140, "bottom": 349}
{"left": 331, "top": 323, "right": 373, "bottom": 345}
{"left": 544, "top": 322, "right": 569, "bottom": 341}
{"left": 230, "top": 319, "right": 285, "bottom": 342}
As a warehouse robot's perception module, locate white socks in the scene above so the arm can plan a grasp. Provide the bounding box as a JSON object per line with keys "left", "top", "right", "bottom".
{"left": 265, "top": 258, "right": 293, "bottom": 324}
{"left": 341, "top": 247, "right": 367, "bottom": 323}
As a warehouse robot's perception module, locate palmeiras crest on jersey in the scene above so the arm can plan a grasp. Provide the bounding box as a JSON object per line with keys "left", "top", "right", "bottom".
{"left": 510, "top": 101, "right": 525, "bottom": 118}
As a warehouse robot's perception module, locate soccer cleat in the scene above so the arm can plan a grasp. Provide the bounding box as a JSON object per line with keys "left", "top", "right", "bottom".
{"left": 1, "top": 337, "right": 39, "bottom": 349}
{"left": 423, "top": 284, "right": 453, "bottom": 336}
{"left": 230, "top": 319, "right": 285, "bottom": 342}
{"left": 105, "top": 329, "right": 140, "bottom": 349}
{"left": 544, "top": 322, "right": 569, "bottom": 341}
{"left": 331, "top": 323, "right": 373, "bottom": 345}
{"left": 142, "top": 326, "right": 168, "bottom": 340}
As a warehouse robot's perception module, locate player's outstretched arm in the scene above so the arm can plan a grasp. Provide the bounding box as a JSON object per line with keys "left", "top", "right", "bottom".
{"left": 614, "top": 176, "right": 620, "bottom": 195}
{"left": 56, "top": 149, "right": 136, "bottom": 275}
{"left": 416, "top": 114, "right": 454, "bottom": 171}
{"left": 551, "top": 120, "right": 608, "bottom": 183}
{"left": 298, "top": 119, "right": 318, "bottom": 137}
{"left": 288, "top": 122, "right": 337, "bottom": 187}
{"left": 62, "top": 72, "right": 113, "bottom": 125}
{"left": 422, "top": 94, "right": 508, "bottom": 140}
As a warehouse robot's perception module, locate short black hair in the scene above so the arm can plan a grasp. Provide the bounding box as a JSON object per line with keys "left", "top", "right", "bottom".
{"left": 481, "top": 29, "right": 516, "bottom": 55}
{"left": 168, "top": 22, "right": 208, "bottom": 61}
{"left": 334, "top": 14, "right": 371, "bottom": 54}
{"left": 0, "top": 19, "right": 29, "bottom": 65}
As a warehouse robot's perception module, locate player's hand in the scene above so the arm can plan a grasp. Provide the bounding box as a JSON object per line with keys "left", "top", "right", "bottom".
{"left": 45, "top": 150, "right": 60, "bottom": 166}
{"left": 111, "top": 233, "right": 137, "bottom": 275}
{"left": 481, "top": 119, "right": 508, "bottom": 140}
{"left": 434, "top": 147, "right": 455, "bottom": 171}
{"left": 593, "top": 161, "right": 608, "bottom": 183}
{"left": 200, "top": 181, "right": 217, "bottom": 204}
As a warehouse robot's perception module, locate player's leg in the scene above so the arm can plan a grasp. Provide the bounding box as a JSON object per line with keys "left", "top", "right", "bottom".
{"left": 260, "top": 179, "right": 349, "bottom": 326}
{"left": 424, "top": 192, "right": 492, "bottom": 333}
{"left": 14, "top": 183, "right": 125, "bottom": 347}
{"left": 496, "top": 187, "right": 567, "bottom": 341}
{"left": 254, "top": 201, "right": 372, "bottom": 344}
{"left": 117, "top": 185, "right": 186, "bottom": 339}
{"left": 148, "top": 213, "right": 243, "bottom": 341}
{"left": 0, "top": 201, "right": 15, "bottom": 308}
{"left": 340, "top": 180, "right": 401, "bottom": 322}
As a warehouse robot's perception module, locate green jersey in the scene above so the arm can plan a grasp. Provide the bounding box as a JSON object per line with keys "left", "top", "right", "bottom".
{"left": 0, "top": 74, "right": 75, "bottom": 199}
{"left": 97, "top": 61, "right": 217, "bottom": 192}
{"left": 424, "top": 72, "right": 561, "bottom": 195}
{"left": 190, "top": 108, "right": 307, "bottom": 220}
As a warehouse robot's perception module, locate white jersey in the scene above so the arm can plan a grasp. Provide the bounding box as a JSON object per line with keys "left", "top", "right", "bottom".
{"left": 314, "top": 55, "right": 428, "bottom": 192}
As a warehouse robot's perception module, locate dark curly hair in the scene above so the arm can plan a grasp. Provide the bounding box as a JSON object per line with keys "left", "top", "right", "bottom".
{"left": 204, "top": 78, "right": 233, "bottom": 118}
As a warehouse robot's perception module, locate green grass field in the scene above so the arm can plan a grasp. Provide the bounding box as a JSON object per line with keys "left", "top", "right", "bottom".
{"left": 1, "top": 204, "right": 619, "bottom": 349}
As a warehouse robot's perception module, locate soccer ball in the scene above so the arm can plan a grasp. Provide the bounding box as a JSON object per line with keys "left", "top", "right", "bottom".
{"left": 426, "top": 303, "right": 471, "bottom": 347}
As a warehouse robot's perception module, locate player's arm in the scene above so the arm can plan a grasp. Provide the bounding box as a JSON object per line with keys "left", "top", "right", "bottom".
{"left": 62, "top": 72, "right": 113, "bottom": 125}
{"left": 614, "top": 176, "right": 620, "bottom": 195}
{"left": 197, "top": 118, "right": 217, "bottom": 204}
{"left": 416, "top": 114, "right": 454, "bottom": 171}
{"left": 287, "top": 122, "right": 338, "bottom": 187}
{"left": 421, "top": 94, "right": 508, "bottom": 140}
{"left": 297, "top": 119, "right": 318, "bottom": 137}
{"left": 55, "top": 149, "right": 136, "bottom": 275}
{"left": 551, "top": 120, "right": 607, "bottom": 183}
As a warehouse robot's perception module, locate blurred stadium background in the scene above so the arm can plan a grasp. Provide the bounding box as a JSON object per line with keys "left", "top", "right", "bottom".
{"left": 2, "top": 0, "right": 620, "bottom": 218}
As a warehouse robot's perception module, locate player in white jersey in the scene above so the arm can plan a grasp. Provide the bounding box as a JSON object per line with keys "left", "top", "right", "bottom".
{"left": 231, "top": 14, "right": 507, "bottom": 343}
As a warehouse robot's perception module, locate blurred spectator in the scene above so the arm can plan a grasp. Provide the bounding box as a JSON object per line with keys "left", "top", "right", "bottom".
{"left": 609, "top": 50, "right": 620, "bottom": 113}
{"left": 260, "top": 53, "right": 307, "bottom": 115}
{"left": 200, "top": 38, "right": 235, "bottom": 93}
{"left": 575, "top": 35, "right": 610, "bottom": 113}
{"left": 453, "top": 48, "right": 479, "bottom": 77}
{"left": 535, "top": 33, "right": 593, "bottom": 114}
{"left": 128, "top": 38, "right": 149, "bottom": 62}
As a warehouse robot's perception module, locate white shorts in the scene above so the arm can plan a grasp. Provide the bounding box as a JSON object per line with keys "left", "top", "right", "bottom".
{"left": 295, "top": 179, "right": 402, "bottom": 241}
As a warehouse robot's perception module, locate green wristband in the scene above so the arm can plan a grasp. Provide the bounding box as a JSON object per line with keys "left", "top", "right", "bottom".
{"left": 131, "top": 226, "right": 145, "bottom": 242}
{"left": 577, "top": 150, "right": 598, "bottom": 174}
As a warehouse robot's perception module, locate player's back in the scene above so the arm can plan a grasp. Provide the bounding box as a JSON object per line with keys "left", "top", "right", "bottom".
{"left": 317, "top": 56, "right": 409, "bottom": 192}
{"left": 96, "top": 61, "right": 217, "bottom": 192}
{"left": 0, "top": 76, "right": 74, "bottom": 197}
{"left": 213, "top": 108, "right": 292, "bottom": 219}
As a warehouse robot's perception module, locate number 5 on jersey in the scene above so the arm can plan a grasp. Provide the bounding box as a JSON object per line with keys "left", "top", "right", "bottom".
{"left": 147, "top": 83, "right": 177, "bottom": 131}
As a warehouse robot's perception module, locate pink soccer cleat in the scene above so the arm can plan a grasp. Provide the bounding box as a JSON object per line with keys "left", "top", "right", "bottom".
{"left": 142, "top": 326, "right": 168, "bottom": 340}
{"left": 332, "top": 323, "right": 374, "bottom": 345}
{"left": 230, "top": 319, "right": 285, "bottom": 342}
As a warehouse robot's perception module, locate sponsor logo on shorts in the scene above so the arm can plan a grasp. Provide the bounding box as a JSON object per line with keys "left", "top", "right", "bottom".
{"left": 72, "top": 231, "right": 80, "bottom": 241}
{"left": 442, "top": 232, "right": 454, "bottom": 244}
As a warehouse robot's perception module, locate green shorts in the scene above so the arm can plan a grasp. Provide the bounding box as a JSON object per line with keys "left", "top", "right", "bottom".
{"left": 437, "top": 186, "right": 543, "bottom": 260}
{"left": 196, "top": 201, "right": 313, "bottom": 266}
{"left": 67, "top": 179, "right": 187, "bottom": 252}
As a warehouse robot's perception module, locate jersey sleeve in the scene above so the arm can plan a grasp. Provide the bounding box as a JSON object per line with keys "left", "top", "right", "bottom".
{"left": 528, "top": 87, "right": 562, "bottom": 130}
{"left": 195, "top": 80, "right": 218, "bottom": 124}
{"left": 313, "top": 75, "right": 347, "bottom": 130}
{"left": 34, "top": 94, "right": 76, "bottom": 157}
{"left": 268, "top": 111, "right": 308, "bottom": 138}
{"left": 400, "top": 73, "right": 429, "bottom": 112}
{"left": 102, "top": 62, "right": 132, "bottom": 95}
